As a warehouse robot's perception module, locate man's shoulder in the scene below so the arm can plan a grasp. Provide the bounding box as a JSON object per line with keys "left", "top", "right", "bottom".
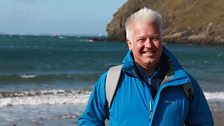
{"left": 185, "top": 72, "right": 198, "bottom": 84}
{"left": 95, "top": 65, "right": 126, "bottom": 85}
{"left": 96, "top": 71, "right": 108, "bottom": 83}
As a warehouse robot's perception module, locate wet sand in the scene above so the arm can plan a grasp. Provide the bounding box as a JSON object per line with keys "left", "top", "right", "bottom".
{"left": 1, "top": 110, "right": 221, "bottom": 126}
{"left": 0, "top": 118, "right": 78, "bottom": 126}
{"left": 212, "top": 111, "right": 224, "bottom": 126}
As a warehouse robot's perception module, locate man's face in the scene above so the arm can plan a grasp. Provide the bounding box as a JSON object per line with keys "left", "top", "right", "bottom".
{"left": 127, "top": 21, "right": 163, "bottom": 69}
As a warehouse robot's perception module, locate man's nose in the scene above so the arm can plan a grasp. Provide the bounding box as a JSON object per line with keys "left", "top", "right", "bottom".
{"left": 145, "top": 38, "right": 153, "bottom": 48}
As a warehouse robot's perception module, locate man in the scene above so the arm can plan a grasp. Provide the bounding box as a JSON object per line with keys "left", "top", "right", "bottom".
{"left": 78, "top": 7, "right": 214, "bottom": 126}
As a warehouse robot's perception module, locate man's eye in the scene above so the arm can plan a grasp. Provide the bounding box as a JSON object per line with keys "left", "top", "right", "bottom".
{"left": 137, "top": 38, "right": 146, "bottom": 43}
{"left": 151, "top": 38, "right": 160, "bottom": 42}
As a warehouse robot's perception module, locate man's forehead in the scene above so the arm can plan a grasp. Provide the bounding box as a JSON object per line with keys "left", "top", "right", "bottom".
{"left": 132, "top": 23, "right": 160, "bottom": 35}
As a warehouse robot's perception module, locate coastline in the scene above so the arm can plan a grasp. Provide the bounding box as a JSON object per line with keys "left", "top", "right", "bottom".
{"left": 1, "top": 34, "right": 224, "bottom": 46}
{"left": 88, "top": 36, "right": 224, "bottom": 46}
{"left": 1, "top": 110, "right": 222, "bottom": 126}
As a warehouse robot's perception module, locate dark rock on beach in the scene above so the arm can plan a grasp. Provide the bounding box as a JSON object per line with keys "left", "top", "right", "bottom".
{"left": 106, "top": 0, "right": 224, "bottom": 45}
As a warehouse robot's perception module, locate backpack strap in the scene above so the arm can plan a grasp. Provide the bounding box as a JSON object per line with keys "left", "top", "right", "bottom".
{"left": 182, "top": 81, "right": 194, "bottom": 101}
{"left": 105, "top": 64, "right": 122, "bottom": 119}
{"left": 105, "top": 64, "right": 123, "bottom": 108}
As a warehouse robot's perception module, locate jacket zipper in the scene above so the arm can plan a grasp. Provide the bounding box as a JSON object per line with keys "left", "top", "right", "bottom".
{"left": 149, "top": 101, "right": 153, "bottom": 121}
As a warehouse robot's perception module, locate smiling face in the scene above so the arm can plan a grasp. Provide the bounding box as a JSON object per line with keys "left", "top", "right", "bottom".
{"left": 127, "top": 21, "right": 163, "bottom": 72}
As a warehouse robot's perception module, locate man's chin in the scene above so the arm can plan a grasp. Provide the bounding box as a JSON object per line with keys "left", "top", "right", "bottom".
{"left": 143, "top": 59, "right": 158, "bottom": 66}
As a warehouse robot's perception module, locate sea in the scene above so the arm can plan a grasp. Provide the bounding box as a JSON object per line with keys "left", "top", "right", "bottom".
{"left": 0, "top": 35, "right": 223, "bottom": 125}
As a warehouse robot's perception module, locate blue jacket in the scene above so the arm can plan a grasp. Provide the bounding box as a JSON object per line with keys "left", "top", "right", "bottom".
{"left": 78, "top": 48, "right": 214, "bottom": 126}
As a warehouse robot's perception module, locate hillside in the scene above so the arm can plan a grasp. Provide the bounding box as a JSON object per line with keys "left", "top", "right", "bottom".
{"left": 106, "top": 0, "right": 224, "bottom": 45}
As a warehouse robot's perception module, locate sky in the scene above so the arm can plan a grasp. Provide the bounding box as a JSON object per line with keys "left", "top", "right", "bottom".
{"left": 0, "top": 0, "right": 127, "bottom": 35}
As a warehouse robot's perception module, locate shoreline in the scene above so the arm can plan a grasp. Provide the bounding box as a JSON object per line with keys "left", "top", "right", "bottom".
{"left": 1, "top": 34, "right": 224, "bottom": 46}
{"left": 106, "top": 39, "right": 224, "bottom": 46}
{"left": 0, "top": 110, "right": 221, "bottom": 126}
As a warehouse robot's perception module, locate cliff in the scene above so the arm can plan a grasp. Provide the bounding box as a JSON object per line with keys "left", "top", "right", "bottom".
{"left": 106, "top": 0, "right": 224, "bottom": 45}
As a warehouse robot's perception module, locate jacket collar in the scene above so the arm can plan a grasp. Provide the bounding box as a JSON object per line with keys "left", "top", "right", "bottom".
{"left": 122, "top": 50, "right": 138, "bottom": 77}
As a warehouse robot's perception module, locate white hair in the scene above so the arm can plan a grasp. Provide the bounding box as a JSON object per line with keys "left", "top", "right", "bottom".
{"left": 125, "top": 7, "right": 163, "bottom": 39}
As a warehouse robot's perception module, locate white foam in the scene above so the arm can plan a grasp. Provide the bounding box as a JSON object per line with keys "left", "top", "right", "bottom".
{"left": 0, "top": 90, "right": 90, "bottom": 107}
{"left": 19, "top": 74, "right": 37, "bottom": 78}
{"left": 204, "top": 92, "right": 224, "bottom": 100}
{"left": 0, "top": 89, "right": 91, "bottom": 107}
{"left": 0, "top": 90, "right": 223, "bottom": 107}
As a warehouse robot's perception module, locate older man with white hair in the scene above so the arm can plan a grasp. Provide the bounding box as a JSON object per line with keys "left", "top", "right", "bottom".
{"left": 79, "top": 7, "right": 213, "bottom": 126}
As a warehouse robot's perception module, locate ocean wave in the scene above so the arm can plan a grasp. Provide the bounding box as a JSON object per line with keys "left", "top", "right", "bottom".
{"left": 0, "top": 71, "right": 98, "bottom": 79}
{"left": 0, "top": 90, "right": 223, "bottom": 107}
{"left": 0, "top": 89, "right": 91, "bottom": 107}
{"left": 204, "top": 92, "right": 224, "bottom": 100}
{"left": 0, "top": 89, "right": 91, "bottom": 98}
{"left": 19, "top": 74, "right": 37, "bottom": 79}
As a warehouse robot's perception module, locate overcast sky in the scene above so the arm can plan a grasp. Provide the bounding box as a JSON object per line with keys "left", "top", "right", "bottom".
{"left": 0, "top": 0, "right": 127, "bottom": 35}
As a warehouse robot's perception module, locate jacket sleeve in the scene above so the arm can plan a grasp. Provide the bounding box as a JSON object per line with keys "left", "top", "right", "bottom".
{"left": 78, "top": 72, "right": 107, "bottom": 126}
{"left": 185, "top": 76, "right": 214, "bottom": 126}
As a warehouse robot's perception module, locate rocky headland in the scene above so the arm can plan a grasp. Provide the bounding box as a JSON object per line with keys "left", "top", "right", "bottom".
{"left": 106, "top": 0, "right": 224, "bottom": 45}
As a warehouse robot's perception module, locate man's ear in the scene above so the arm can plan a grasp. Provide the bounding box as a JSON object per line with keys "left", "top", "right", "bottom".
{"left": 126, "top": 38, "right": 132, "bottom": 50}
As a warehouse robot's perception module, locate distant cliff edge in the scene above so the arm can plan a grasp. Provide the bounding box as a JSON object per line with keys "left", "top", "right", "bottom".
{"left": 106, "top": 0, "right": 224, "bottom": 45}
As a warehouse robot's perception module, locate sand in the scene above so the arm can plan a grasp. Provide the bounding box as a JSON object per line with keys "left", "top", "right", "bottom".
{"left": 1, "top": 110, "right": 221, "bottom": 126}
{"left": 212, "top": 111, "right": 224, "bottom": 126}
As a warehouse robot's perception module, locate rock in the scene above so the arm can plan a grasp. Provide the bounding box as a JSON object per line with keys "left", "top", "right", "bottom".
{"left": 107, "top": 0, "right": 224, "bottom": 45}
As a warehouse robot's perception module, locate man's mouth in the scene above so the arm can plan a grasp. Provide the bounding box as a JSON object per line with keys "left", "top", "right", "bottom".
{"left": 142, "top": 50, "right": 156, "bottom": 56}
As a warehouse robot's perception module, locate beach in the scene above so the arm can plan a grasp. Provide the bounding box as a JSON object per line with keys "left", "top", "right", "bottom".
{"left": 1, "top": 112, "right": 223, "bottom": 126}
{"left": 0, "top": 90, "right": 224, "bottom": 126}
{"left": 0, "top": 116, "right": 78, "bottom": 126}
{"left": 212, "top": 111, "right": 224, "bottom": 126}
{"left": 0, "top": 108, "right": 222, "bottom": 126}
